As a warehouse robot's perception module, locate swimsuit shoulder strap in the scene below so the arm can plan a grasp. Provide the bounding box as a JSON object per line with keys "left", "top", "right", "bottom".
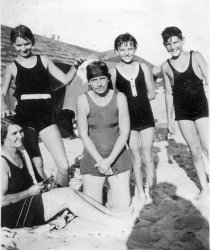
{"left": 189, "top": 50, "right": 193, "bottom": 67}
{"left": 167, "top": 59, "right": 174, "bottom": 70}
{"left": 1, "top": 155, "right": 11, "bottom": 164}
{"left": 1, "top": 151, "right": 26, "bottom": 169}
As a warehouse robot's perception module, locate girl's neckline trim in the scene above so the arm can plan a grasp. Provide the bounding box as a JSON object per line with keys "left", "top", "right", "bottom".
{"left": 167, "top": 52, "right": 192, "bottom": 74}
{"left": 87, "top": 90, "right": 116, "bottom": 108}
{"left": 115, "top": 63, "right": 140, "bottom": 82}
{"left": 15, "top": 55, "right": 38, "bottom": 70}
{"left": 1, "top": 152, "right": 24, "bottom": 169}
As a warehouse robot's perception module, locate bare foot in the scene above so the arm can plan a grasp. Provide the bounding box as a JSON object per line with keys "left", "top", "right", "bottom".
{"left": 130, "top": 196, "right": 145, "bottom": 216}
{"left": 145, "top": 194, "right": 153, "bottom": 205}
{"left": 195, "top": 189, "right": 209, "bottom": 201}
{"left": 144, "top": 185, "right": 153, "bottom": 205}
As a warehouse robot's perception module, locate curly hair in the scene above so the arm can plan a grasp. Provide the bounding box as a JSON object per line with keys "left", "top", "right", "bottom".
{"left": 1, "top": 117, "right": 15, "bottom": 145}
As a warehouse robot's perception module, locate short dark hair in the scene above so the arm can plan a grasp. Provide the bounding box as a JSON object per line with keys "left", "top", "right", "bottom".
{"left": 10, "top": 25, "right": 35, "bottom": 45}
{"left": 161, "top": 26, "right": 183, "bottom": 44}
{"left": 86, "top": 61, "right": 110, "bottom": 81}
{"left": 114, "top": 33, "right": 138, "bottom": 51}
{"left": 1, "top": 117, "right": 16, "bottom": 145}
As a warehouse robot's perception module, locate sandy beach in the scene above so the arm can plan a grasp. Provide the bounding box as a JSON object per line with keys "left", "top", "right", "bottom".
{"left": 1, "top": 91, "right": 209, "bottom": 250}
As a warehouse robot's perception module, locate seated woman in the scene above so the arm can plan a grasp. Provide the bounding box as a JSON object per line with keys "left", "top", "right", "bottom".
{"left": 77, "top": 61, "right": 133, "bottom": 211}
{"left": 1, "top": 117, "right": 135, "bottom": 229}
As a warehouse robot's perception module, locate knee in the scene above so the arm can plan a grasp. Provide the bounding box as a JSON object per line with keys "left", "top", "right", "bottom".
{"left": 142, "top": 151, "right": 153, "bottom": 165}
{"left": 190, "top": 146, "right": 203, "bottom": 161}
{"left": 130, "top": 152, "right": 142, "bottom": 166}
{"left": 132, "top": 158, "right": 142, "bottom": 167}
{"left": 202, "top": 146, "right": 209, "bottom": 159}
{"left": 67, "top": 187, "right": 76, "bottom": 198}
{"left": 57, "top": 160, "right": 69, "bottom": 174}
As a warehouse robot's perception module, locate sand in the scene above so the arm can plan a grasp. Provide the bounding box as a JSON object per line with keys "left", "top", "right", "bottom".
{"left": 1, "top": 92, "right": 209, "bottom": 250}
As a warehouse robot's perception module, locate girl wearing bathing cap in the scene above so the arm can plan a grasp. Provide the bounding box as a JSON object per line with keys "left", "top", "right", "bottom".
{"left": 77, "top": 61, "right": 133, "bottom": 211}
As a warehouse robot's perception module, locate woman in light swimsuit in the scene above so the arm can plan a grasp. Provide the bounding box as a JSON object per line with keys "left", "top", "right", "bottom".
{"left": 77, "top": 61, "right": 133, "bottom": 211}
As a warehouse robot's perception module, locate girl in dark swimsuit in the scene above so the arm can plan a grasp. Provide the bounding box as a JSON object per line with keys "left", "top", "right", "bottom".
{"left": 111, "top": 33, "right": 156, "bottom": 205}
{"left": 161, "top": 26, "right": 209, "bottom": 198}
{"left": 1, "top": 25, "right": 84, "bottom": 187}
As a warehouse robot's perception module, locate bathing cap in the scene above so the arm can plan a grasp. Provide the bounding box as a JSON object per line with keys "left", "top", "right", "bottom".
{"left": 86, "top": 61, "right": 110, "bottom": 81}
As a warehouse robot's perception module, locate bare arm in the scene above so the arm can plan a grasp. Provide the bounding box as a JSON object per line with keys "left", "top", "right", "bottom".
{"left": 42, "top": 55, "right": 84, "bottom": 87}
{"left": 76, "top": 94, "right": 103, "bottom": 163}
{"left": 141, "top": 63, "right": 156, "bottom": 100}
{"left": 96, "top": 92, "right": 130, "bottom": 173}
{"left": 1, "top": 158, "right": 43, "bottom": 207}
{"left": 1, "top": 64, "right": 15, "bottom": 117}
{"left": 161, "top": 62, "right": 175, "bottom": 134}
{"left": 194, "top": 51, "right": 208, "bottom": 86}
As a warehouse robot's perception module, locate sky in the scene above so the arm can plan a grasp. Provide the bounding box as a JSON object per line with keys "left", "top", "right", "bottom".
{"left": 1, "top": 0, "right": 210, "bottom": 65}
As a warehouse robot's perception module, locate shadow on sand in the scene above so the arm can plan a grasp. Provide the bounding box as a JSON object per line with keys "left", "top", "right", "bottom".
{"left": 127, "top": 128, "right": 209, "bottom": 250}
{"left": 126, "top": 182, "right": 209, "bottom": 250}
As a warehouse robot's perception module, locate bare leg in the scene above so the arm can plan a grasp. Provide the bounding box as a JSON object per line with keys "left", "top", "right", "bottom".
{"left": 195, "top": 117, "right": 209, "bottom": 160}
{"left": 82, "top": 174, "right": 106, "bottom": 204}
{"left": 41, "top": 188, "right": 134, "bottom": 229}
{"left": 107, "top": 170, "right": 131, "bottom": 209}
{"left": 75, "top": 190, "right": 134, "bottom": 218}
{"left": 129, "top": 131, "right": 145, "bottom": 202}
{"left": 178, "top": 120, "right": 208, "bottom": 194}
{"left": 39, "top": 125, "right": 69, "bottom": 187}
{"left": 23, "top": 127, "right": 47, "bottom": 181}
{"left": 139, "top": 127, "right": 155, "bottom": 203}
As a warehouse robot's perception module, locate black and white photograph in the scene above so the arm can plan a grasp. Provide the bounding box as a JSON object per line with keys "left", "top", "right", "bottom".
{"left": 1, "top": 0, "right": 209, "bottom": 249}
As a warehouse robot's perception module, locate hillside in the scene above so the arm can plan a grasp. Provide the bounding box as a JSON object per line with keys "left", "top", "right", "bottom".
{"left": 1, "top": 25, "right": 101, "bottom": 77}
{"left": 1, "top": 25, "right": 161, "bottom": 113}
{"left": 1, "top": 25, "right": 155, "bottom": 76}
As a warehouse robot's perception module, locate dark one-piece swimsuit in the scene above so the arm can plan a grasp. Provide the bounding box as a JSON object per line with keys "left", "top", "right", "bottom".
{"left": 1, "top": 152, "right": 45, "bottom": 228}
{"left": 115, "top": 63, "right": 155, "bottom": 131}
{"left": 13, "top": 55, "right": 55, "bottom": 133}
{"left": 167, "top": 51, "right": 209, "bottom": 121}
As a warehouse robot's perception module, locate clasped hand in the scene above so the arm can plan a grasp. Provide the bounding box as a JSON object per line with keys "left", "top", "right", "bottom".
{"left": 95, "top": 158, "right": 113, "bottom": 176}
